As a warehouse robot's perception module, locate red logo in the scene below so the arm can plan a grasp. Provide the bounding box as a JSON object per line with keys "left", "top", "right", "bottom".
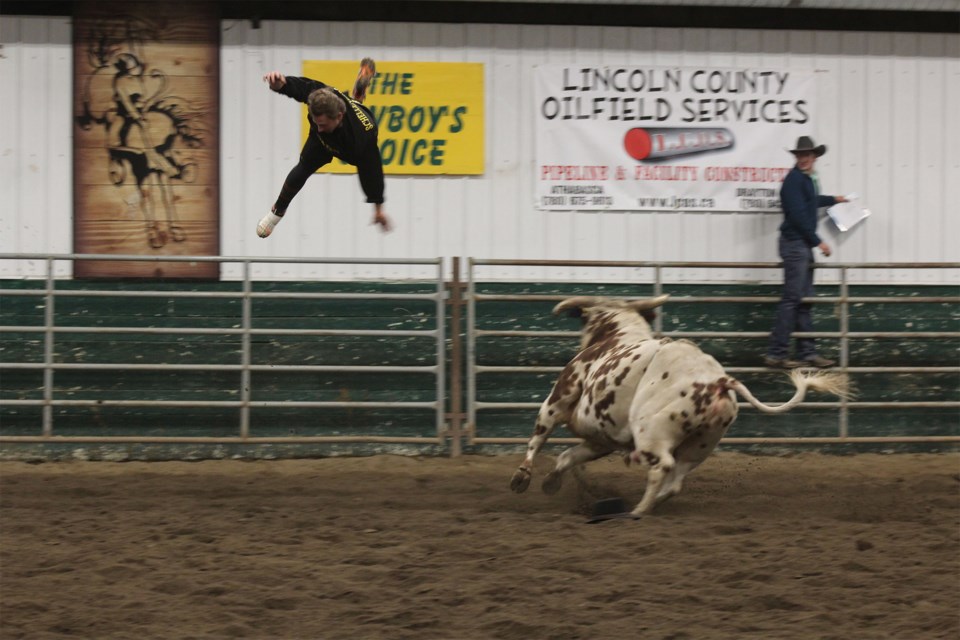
{"left": 625, "top": 127, "right": 734, "bottom": 161}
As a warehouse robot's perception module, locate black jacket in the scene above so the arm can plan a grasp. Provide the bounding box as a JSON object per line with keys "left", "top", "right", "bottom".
{"left": 779, "top": 166, "right": 836, "bottom": 247}
{"left": 275, "top": 76, "right": 384, "bottom": 204}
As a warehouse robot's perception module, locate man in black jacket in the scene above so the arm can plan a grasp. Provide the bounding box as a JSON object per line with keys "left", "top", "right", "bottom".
{"left": 257, "top": 58, "right": 392, "bottom": 237}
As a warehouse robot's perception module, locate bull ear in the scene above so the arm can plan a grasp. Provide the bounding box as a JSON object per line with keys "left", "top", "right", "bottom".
{"left": 626, "top": 294, "right": 670, "bottom": 312}
{"left": 553, "top": 296, "right": 599, "bottom": 317}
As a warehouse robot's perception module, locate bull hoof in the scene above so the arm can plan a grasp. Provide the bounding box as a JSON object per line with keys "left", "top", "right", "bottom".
{"left": 510, "top": 468, "right": 531, "bottom": 493}
{"left": 542, "top": 471, "right": 563, "bottom": 495}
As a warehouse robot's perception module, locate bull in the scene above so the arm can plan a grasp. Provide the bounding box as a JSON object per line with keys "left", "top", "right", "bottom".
{"left": 510, "top": 295, "right": 850, "bottom": 516}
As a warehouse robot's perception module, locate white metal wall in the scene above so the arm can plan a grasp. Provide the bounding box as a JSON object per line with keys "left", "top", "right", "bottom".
{"left": 1, "top": 16, "right": 958, "bottom": 283}
{"left": 0, "top": 16, "right": 73, "bottom": 278}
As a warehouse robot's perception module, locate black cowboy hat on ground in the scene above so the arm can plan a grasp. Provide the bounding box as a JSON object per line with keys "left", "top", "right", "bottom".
{"left": 585, "top": 497, "right": 641, "bottom": 523}
{"left": 789, "top": 136, "right": 827, "bottom": 157}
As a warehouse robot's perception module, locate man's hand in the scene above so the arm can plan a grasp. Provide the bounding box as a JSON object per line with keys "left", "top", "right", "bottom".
{"left": 263, "top": 71, "right": 286, "bottom": 91}
{"left": 373, "top": 205, "right": 393, "bottom": 233}
{"left": 817, "top": 242, "right": 832, "bottom": 257}
{"left": 834, "top": 195, "right": 848, "bottom": 203}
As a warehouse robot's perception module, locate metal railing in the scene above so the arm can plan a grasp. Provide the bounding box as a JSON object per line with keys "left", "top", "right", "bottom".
{"left": 466, "top": 258, "right": 960, "bottom": 447}
{"left": 0, "top": 253, "right": 447, "bottom": 446}
{"left": 1, "top": 254, "right": 958, "bottom": 452}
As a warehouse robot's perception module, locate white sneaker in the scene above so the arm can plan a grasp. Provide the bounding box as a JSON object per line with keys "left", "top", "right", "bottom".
{"left": 257, "top": 211, "right": 283, "bottom": 238}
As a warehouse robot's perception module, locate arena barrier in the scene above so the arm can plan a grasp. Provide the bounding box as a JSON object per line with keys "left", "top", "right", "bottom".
{"left": 0, "top": 253, "right": 446, "bottom": 449}
{"left": 1, "top": 254, "right": 958, "bottom": 455}
{"left": 465, "top": 258, "right": 960, "bottom": 448}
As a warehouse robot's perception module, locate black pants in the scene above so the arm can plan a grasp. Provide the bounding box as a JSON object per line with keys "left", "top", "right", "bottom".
{"left": 272, "top": 135, "right": 333, "bottom": 214}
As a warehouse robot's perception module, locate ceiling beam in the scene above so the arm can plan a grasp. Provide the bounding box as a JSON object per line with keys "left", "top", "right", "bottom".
{"left": 2, "top": 1, "right": 958, "bottom": 34}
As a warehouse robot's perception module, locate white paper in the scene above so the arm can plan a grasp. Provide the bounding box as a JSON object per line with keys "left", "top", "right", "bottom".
{"left": 827, "top": 202, "right": 871, "bottom": 232}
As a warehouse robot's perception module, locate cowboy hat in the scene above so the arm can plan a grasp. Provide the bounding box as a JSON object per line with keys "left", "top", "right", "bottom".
{"left": 789, "top": 136, "right": 826, "bottom": 157}
{"left": 585, "top": 497, "right": 641, "bottom": 524}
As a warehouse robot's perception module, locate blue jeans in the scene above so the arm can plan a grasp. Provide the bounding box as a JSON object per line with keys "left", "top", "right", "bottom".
{"left": 767, "top": 236, "right": 817, "bottom": 360}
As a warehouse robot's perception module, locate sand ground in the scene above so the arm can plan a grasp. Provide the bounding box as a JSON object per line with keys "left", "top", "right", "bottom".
{"left": 1, "top": 452, "right": 958, "bottom": 639}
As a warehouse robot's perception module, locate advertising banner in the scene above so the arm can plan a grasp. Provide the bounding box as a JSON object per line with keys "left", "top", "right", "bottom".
{"left": 535, "top": 65, "right": 818, "bottom": 212}
{"left": 302, "top": 61, "right": 484, "bottom": 175}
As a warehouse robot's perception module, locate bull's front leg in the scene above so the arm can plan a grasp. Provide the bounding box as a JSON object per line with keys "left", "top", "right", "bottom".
{"left": 510, "top": 399, "right": 569, "bottom": 493}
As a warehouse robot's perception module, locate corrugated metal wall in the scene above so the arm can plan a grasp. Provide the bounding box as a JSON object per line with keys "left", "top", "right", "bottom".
{"left": 0, "top": 17, "right": 73, "bottom": 278}
{"left": 1, "top": 16, "right": 958, "bottom": 283}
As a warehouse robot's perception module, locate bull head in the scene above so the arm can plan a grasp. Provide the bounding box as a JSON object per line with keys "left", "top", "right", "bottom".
{"left": 553, "top": 294, "right": 670, "bottom": 317}
{"left": 554, "top": 295, "right": 670, "bottom": 349}
{"left": 552, "top": 296, "right": 603, "bottom": 319}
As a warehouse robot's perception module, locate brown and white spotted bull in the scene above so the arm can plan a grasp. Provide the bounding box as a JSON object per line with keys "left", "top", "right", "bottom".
{"left": 510, "top": 295, "right": 849, "bottom": 516}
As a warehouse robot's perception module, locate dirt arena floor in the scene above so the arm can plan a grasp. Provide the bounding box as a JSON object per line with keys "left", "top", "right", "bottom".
{"left": 1, "top": 452, "right": 958, "bottom": 640}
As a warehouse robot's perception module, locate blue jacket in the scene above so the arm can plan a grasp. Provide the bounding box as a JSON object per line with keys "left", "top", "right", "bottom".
{"left": 779, "top": 166, "right": 837, "bottom": 247}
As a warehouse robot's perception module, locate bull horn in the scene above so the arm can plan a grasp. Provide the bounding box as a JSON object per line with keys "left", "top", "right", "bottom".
{"left": 626, "top": 294, "right": 670, "bottom": 311}
{"left": 553, "top": 296, "right": 604, "bottom": 316}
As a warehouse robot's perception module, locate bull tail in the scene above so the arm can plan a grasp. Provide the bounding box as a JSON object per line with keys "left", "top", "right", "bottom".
{"left": 728, "top": 369, "right": 851, "bottom": 414}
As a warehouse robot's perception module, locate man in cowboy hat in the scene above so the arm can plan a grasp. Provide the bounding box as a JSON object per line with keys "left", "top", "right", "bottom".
{"left": 764, "top": 136, "right": 848, "bottom": 369}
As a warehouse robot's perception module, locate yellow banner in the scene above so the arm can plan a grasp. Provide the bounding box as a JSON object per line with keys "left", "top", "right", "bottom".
{"left": 301, "top": 61, "right": 484, "bottom": 175}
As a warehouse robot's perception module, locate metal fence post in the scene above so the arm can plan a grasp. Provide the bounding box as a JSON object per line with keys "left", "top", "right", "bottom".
{"left": 654, "top": 264, "right": 663, "bottom": 336}
{"left": 240, "top": 261, "right": 252, "bottom": 440}
{"left": 839, "top": 266, "right": 850, "bottom": 438}
{"left": 466, "top": 258, "right": 477, "bottom": 445}
{"left": 436, "top": 257, "right": 448, "bottom": 451}
{"left": 42, "top": 258, "right": 54, "bottom": 437}
{"left": 447, "top": 257, "right": 463, "bottom": 456}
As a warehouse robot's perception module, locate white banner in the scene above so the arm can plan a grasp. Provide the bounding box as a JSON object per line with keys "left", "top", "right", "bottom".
{"left": 535, "top": 65, "right": 818, "bottom": 212}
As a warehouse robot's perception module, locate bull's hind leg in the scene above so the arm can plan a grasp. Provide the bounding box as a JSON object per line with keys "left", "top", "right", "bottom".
{"left": 542, "top": 441, "right": 613, "bottom": 495}
{"left": 652, "top": 392, "right": 734, "bottom": 508}
{"left": 630, "top": 450, "right": 676, "bottom": 515}
{"left": 652, "top": 460, "right": 698, "bottom": 507}
{"left": 510, "top": 400, "right": 569, "bottom": 493}
{"left": 628, "top": 414, "right": 679, "bottom": 516}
